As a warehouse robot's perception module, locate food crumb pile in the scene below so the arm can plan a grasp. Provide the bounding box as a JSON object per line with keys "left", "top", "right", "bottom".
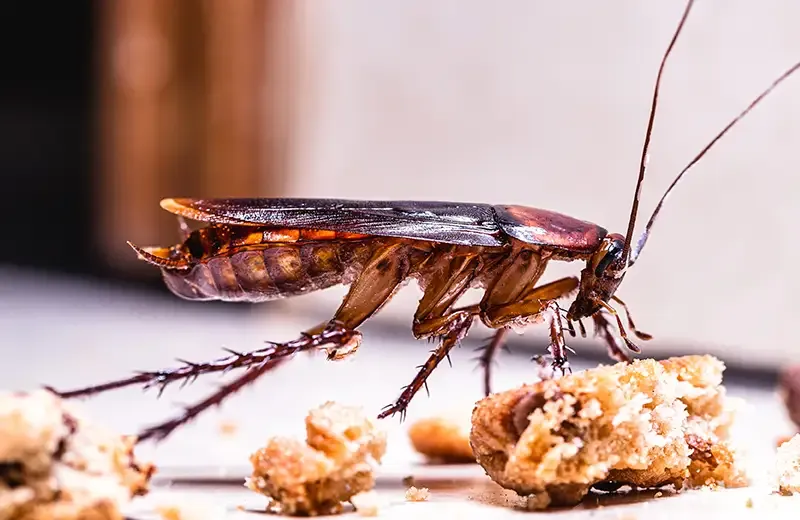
{"left": 246, "top": 401, "right": 387, "bottom": 516}
{"left": 469, "top": 355, "right": 747, "bottom": 508}
{"left": 0, "top": 389, "right": 154, "bottom": 520}
{"left": 773, "top": 433, "right": 800, "bottom": 495}
{"left": 407, "top": 416, "right": 474, "bottom": 463}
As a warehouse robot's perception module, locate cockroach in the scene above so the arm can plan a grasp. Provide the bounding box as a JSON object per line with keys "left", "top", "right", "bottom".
{"left": 54, "top": 0, "right": 800, "bottom": 443}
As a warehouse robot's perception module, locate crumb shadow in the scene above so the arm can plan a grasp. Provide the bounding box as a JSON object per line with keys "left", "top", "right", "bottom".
{"left": 465, "top": 480, "right": 679, "bottom": 512}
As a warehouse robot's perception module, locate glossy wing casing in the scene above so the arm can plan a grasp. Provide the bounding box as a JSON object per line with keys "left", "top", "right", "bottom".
{"left": 161, "top": 198, "right": 607, "bottom": 253}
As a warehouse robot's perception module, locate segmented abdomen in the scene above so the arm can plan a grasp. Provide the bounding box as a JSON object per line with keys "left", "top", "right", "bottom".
{"left": 162, "top": 239, "right": 379, "bottom": 302}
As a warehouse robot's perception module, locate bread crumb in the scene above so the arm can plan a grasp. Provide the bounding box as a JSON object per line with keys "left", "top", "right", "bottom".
{"left": 470, "top": 355, "right": 747, "bottom": 508}
{"left": 155, "top": 501, "right": 218, "bottom": 519}
{"left": 218, "top": 420, "right": 237, "bottom": 436}
{"left": 0, "top": 389, "right": 154, "bottom": 520}
{"left": 246, "top": 401, "right": 386, "bottom": 516}
{"left": 408, "top": 416, "right": 474, "bottom": 463}
{"left": 350, "top": 490, "right": 379, "bottom": 516}
{"left": 745, "top": 497, "right": 754, "bottom": 508}
{"left": 156, "top": 505, "right": 181, "bottom": 520}
{"left": 404, "top": 486, "right": 430, "bottom": 502}
{"left": 774, "top": 433, "right": 800, "bottom": 495}
{"left": 654, "top": 491, "right": 663, "bottom": 498}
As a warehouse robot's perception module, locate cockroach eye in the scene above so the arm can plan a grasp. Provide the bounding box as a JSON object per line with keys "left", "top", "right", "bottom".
{"left": 594, "top": 240, "right": 624, "bottom": 277}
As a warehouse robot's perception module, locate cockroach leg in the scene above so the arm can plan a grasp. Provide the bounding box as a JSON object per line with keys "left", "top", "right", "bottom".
{"left": 480, "top": 276, "right": 579, "bottom": 371}
{"left": 412, "top": 251, "right": 482, "bottom": 339}
{"left": 611, "top": 295, "right": 653, "bottom": 341}
{"left": 51, "top": 321, "right": 358, "bottom": 402}
{"left": 591, "top": 312, "right": 632, "bottom": 363}
{"left": 474, "top": 328, "right": 510, "bottom": 396}
{"left": 378, "top": 311, "right": 475, "bottom": 420}
{"left": 318, "top": 242, "right": 417, "bottom": 360}
{"left": 299, "top": 320, "right": 364, "bottom": 361}
{"left": 544, "top": 300, "right": 571, "bottom": 374}
{"left": 52, "top": 345, "right": 290, "bottom": 399}
{"left": 136, "top": 321, "right": 360, "bottom": 442}
{"left": 597, "top": 300, "right": 641, "bottom": 353}
{"left": 481, "top": 276, "right": 580, "bottom": 329}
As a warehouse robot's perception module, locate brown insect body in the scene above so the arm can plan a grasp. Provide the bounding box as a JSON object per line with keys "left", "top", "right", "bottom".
{"left": 137, "top": 200, "right": 603, "bottom": 312}
{"left": 55, "top": 0, "right": 800, "bottom": 443}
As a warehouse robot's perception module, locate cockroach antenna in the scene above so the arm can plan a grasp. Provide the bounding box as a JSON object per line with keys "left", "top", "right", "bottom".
{"left": 621, "top": 0, "right": 695, "bottom": 266}
{"left": 626, "top": 1, "right": 800, "bottom": 267}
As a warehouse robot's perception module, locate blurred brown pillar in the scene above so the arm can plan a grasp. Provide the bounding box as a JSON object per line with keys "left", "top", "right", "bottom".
{"left": 96, "top": 0, "right": 294, "bottom": 279}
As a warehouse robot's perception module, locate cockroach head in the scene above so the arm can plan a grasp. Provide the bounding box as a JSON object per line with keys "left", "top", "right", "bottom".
{"left": 567, "top": 233, "right": 626, "bottom": 320}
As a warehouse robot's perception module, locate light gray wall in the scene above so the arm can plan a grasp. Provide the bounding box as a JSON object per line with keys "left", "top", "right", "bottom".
{"left": 268, "top": 1, "right": 800, "bottom": 369}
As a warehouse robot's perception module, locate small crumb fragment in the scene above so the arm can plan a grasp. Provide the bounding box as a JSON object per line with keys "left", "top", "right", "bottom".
{"left": 156, "top": 505, "right": 182, "bottom": 520}
{"left": 774, "top": 433, "right": 800, "bottom": 495}
{"left": 654, "top": 491, "right": 663, "bottom": 498}
{"left": 218, "top": 420, "right": 238, "bottom": 436}
{"left": 246, "top": 401, "right": 386, "bottom": 516}
{"left": 350, "top": 490, "right": 379, "bottom": 517}
{"left": 745, "top": 497, "right": 754, "bottom": 508}
{"left": 0, "top": 389, "right": 154, "bottom": 520}
{"left": 404, "top": 486, "right": 430, "bottom": 502}
{"left": 156, "top": 502, "right": 217, "bottom": 520}
{"left": 408, "top": 415, "right": 474, "bottom": 463}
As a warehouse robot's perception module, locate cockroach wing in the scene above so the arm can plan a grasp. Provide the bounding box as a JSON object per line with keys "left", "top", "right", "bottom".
{"left": 493, "top": 205, "right": 607, "bottom": 254}
{"left": 161, "top": 198, "right": 506, "bottom": 247}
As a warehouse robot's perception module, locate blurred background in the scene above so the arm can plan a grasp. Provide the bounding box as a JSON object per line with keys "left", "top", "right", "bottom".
{"left": 2, "top": 1, "right": 800, "bottom": 459}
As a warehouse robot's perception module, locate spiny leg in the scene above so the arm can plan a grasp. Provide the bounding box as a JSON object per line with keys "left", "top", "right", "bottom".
{"left": 475, "top": 327, "right": 509, "bottom": 396}
{"left": 378, "top": 249, "right": 483, "bottom": 420}
{"left": 378, "top": 309, "right": 477, "bottom": 420}
{"left": 544, "top": 300, "right": 572, "bottom": 374}
{"left": 136, "top": 322, "right": 359, "bottom": 442}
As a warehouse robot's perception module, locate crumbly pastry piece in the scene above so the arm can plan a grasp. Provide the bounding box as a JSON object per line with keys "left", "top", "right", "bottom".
{"left": 246, "top": 401, "right": 387, "bottom": 516}
{"left": 469, "top": 355, "right": 746, "bottom": 508}
{"left": 403, "top": 487, "right": 429, "bottom": 502}
{"left": 774, "top": 433, "right": 800, "bottom": 495}
{"left": 408, "top": 416, "right": 474, "bottom": 463}
{"left": 0, "top": 389, "right": 154, "bottom": 520}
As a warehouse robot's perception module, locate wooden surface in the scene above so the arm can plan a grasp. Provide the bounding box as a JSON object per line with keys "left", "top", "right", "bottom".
{"left": 1, "top": 266, "right": 798, "bottom": 518}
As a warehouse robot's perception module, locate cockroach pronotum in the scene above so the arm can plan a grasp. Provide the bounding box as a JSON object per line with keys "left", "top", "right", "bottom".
{"left": 54, "top": 0, "right": 800, "bottom": 442}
